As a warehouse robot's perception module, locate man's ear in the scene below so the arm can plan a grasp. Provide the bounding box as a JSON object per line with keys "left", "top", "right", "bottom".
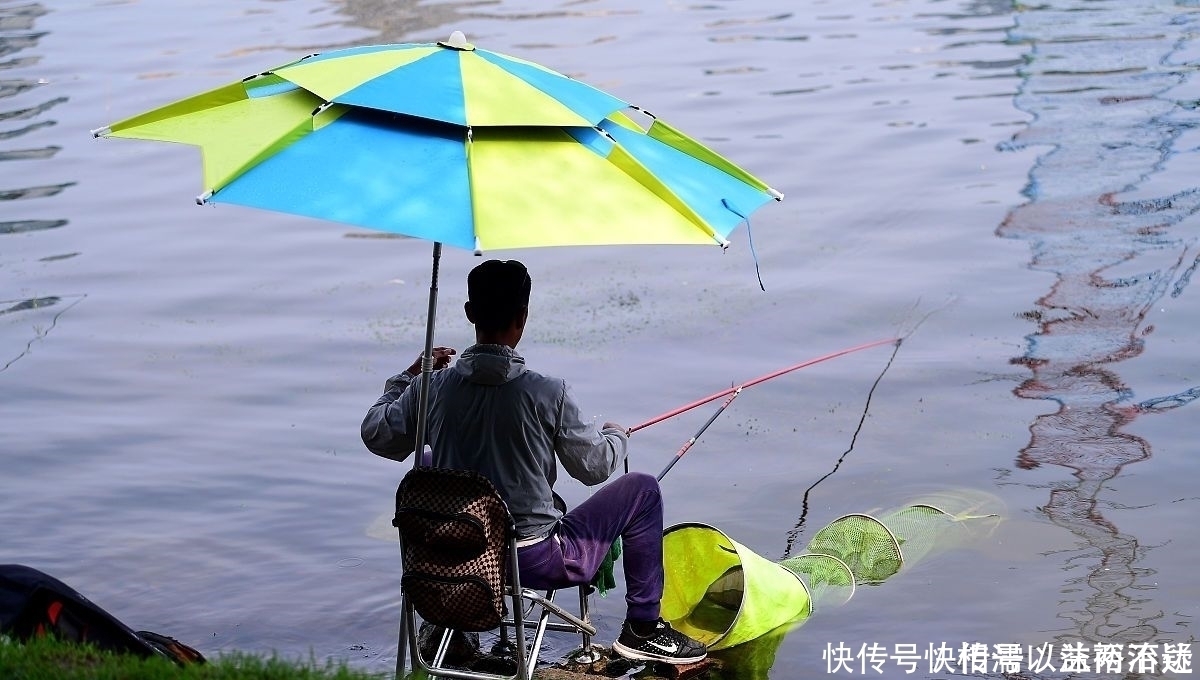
{"left": 464, "top": 301, "right": 476, "bottom": 324}
{"left": 516, "top": 305, "right": 529, "bottom": 330}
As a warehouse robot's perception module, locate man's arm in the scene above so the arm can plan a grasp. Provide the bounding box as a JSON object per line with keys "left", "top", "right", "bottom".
{"left": 360, "top": 371, "right": 419, "bottom": 462}
{"left": 554, "top": 381, "right": 628, "bottom": 485}
{"left": 361, "top": 347, "right": 456, "bottom": 462}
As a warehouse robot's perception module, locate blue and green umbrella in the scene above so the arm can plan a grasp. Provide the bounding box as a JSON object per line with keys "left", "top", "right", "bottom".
{"left": 93, "top": 31, "right": 783, "bottom": 456}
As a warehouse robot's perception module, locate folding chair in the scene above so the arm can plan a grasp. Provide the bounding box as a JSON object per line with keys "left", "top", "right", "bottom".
{"left": 392, "top": 466, "right": 598, "bottom": 680}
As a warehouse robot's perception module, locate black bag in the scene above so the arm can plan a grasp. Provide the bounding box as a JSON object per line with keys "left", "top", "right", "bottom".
{"left": 0, "top": 564, "right": 205, "bottom": 665}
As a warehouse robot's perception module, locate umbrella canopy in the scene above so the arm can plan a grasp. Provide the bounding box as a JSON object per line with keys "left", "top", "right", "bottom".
{"left": 268, "top": 34, "right": 628, "bottom": 128}
{"left": 94, "top": 39, "right": 780, "bottom": 250}
{"left": 98, "top": 98, "right": 774, "bottom": 250}
{"left": 92, "top": 33, "right": 783, "bottom": 517}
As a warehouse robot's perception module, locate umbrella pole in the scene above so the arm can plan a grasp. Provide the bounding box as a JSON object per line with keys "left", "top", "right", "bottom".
{"left": 412, "top": 241, "right": 441, "bottom": 466}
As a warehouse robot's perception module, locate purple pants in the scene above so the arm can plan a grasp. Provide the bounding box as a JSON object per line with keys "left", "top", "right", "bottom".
{"left": 516, "top": 472, "right": 664, "bottom": 622}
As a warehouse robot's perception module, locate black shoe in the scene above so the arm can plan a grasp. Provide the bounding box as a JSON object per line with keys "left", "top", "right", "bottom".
{"left": 611, "top": 618, "right": 707, "bottom": 665}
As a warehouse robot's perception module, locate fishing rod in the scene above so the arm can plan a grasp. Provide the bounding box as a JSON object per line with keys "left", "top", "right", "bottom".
{"left": 656, "top": 388, "right": 742, "bottom": 481}
{"left": 648, "top": 337, "right": 902, "bottom": 482}
{"left": 628, "top": 336, "right": 901, "bottom": 436}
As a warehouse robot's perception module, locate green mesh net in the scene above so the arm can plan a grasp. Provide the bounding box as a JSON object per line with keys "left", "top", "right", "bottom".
{"left": 778, "top": 553, "right": 855, "bottom": 609}
{"left": 661, "top": 490, "right": 1002, "bottom": 650}
{"left": 805, "top": 512, "right": 903, "bottom": 584}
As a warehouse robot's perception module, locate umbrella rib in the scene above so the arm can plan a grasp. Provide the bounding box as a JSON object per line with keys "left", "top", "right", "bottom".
{"left": 592, "top": 125, "right": 727, "bottom": 245}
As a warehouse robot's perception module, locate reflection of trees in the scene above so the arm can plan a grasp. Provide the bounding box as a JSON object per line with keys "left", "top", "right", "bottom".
{"left": 999, "top": 0, "right": 1198, "bottom": 653}
{"left": 0, "top": 2, "right": 69, "bottom": 235}
{"left": 1, "top": 3, "right": 76, "bottom": 372}
{"left": 328, "top": 0, "right": 497, "bottom": 43}
{"left": 328, "top": 0, "right": 629, "bottom": 45}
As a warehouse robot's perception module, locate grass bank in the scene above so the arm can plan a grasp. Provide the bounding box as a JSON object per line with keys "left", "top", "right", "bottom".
{"left": 0, "top": 636, "right": 390, "bottom": 680}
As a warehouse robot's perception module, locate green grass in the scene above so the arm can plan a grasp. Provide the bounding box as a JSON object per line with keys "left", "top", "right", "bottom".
{"left": 0, "top": 636, "right": 391, "bottom": 680}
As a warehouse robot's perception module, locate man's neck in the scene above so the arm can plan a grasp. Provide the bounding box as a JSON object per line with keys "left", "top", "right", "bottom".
{"left": 475, "top": 331, "right": 519, "bottom": 349}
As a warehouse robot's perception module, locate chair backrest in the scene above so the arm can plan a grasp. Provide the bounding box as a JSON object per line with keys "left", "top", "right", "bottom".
{"left": 393, "top": 467, "right": 514, "bottom": 632}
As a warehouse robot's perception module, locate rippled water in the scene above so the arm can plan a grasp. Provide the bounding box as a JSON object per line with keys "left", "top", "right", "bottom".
{"left": 3, "top": 1, "right": 1198, "bottom": 678}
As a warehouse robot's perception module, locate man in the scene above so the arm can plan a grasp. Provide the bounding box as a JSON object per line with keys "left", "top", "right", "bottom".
{"left": 361, "top": 259, "right": 706, "bottom": 665}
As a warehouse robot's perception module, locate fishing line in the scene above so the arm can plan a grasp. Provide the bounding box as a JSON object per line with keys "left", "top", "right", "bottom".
{"left": 780, "top": 296, "right": 947, "bottom": 555}
{"left": 781, "top": 337, "right": 903, "bottom": 558}
{"left": 650, "top": 337, "right": 901, "bottom": 482}
{"left": 635, "top": 314, "right": 935, "bottom": 483}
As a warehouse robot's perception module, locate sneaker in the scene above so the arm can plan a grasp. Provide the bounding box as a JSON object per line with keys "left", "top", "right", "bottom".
{"left": 611, "top": 618, "right": 707, "bottom": 665}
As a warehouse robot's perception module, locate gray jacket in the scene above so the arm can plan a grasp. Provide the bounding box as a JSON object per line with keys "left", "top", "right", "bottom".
{"left": 361, "top": 344, "right": 628, "bottom": 538}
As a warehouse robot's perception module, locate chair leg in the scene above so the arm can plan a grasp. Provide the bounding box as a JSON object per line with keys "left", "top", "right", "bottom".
{"left": 495, "top": 615, "right": 513, "bottom": 655}
{"left": 524, "top": 589, "right": 556, "bottom": 674}
{"left": 432, "top": 626, "right": 455, "bottom": 667}
{"left": 500, "top": 587, "right": 601, "bottom": 673}
{"left": 395, "top": 592, "right": 409, "bottom": 680}
{"left": 508, "top": 550, "right": 532, "bottom": 680}
{"left": 574, "top": 586, "right": 600, "bottom": 663}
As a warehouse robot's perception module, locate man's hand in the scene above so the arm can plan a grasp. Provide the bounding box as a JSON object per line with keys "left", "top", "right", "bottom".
{"left": 406, "top": 346, "right": 457, "bottom": 375}
{"left": 602, "top": 421, "right": 626, "bottom": 434}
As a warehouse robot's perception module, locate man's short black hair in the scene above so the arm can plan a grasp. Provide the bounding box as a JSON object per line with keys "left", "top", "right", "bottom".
{"left": 467, "top": 259, "right": 531, "bottom": 333}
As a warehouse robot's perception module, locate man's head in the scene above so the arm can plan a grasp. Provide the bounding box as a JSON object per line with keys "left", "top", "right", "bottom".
{"left": 465, "top": 259, "right": 532, "bottom": 339}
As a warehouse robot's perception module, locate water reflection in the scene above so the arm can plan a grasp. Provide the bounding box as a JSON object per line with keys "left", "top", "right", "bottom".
{"left": 999, "top": 0, "right": 1197, "bottom": 657}
{"left": 329, "top": 0, "right": 643, "bottom": 48}
{"left": 329, "top": 0, "right": 495, "bottom": 43}
{"left": 0, "top": 2, "right": 75, "bottom": 373}
{"left": 1, "top": 295, "right": 82, "bottom": 373}
{"left": 0, "top": 2, "right": 68, "bottom": 236}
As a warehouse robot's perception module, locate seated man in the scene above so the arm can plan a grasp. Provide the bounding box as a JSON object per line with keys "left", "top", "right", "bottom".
{"left": 361, "top": 259, "right": 706, "bottom": 665}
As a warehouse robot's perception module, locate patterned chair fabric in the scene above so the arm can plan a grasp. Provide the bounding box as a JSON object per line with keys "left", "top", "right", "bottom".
{"left": 393, "top": 467, "right": 514, "bottom": 632}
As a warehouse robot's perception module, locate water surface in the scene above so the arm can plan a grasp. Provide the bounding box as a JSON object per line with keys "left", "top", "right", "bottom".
{"left": 2, "top": 1, "right": 1198, "bottom": 678}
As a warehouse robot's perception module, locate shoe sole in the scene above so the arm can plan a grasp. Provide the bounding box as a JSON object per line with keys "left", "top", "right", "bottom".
{"left": 611, "top": 641, "right": 706, "bottom": 665}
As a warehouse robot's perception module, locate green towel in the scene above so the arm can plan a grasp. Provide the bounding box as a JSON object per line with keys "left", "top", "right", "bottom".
{"left": 590, "top": 538, "right": 622, "bottom": 597}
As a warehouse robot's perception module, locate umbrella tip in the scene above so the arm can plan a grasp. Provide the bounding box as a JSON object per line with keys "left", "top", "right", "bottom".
{"left": 439, "top": 31, "right": 474, "bottom": 51}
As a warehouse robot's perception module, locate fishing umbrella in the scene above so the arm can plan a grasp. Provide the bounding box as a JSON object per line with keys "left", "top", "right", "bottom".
{"left": 92, "top": 31, "right": 783, "bottom": 455}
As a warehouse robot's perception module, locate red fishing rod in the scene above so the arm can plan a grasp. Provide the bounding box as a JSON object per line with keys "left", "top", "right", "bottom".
{"left": 630, "top": 336, "right": 901, "bottom": 436}
{"left": 646, "top": 336, "right": 902, "bottom": 480}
